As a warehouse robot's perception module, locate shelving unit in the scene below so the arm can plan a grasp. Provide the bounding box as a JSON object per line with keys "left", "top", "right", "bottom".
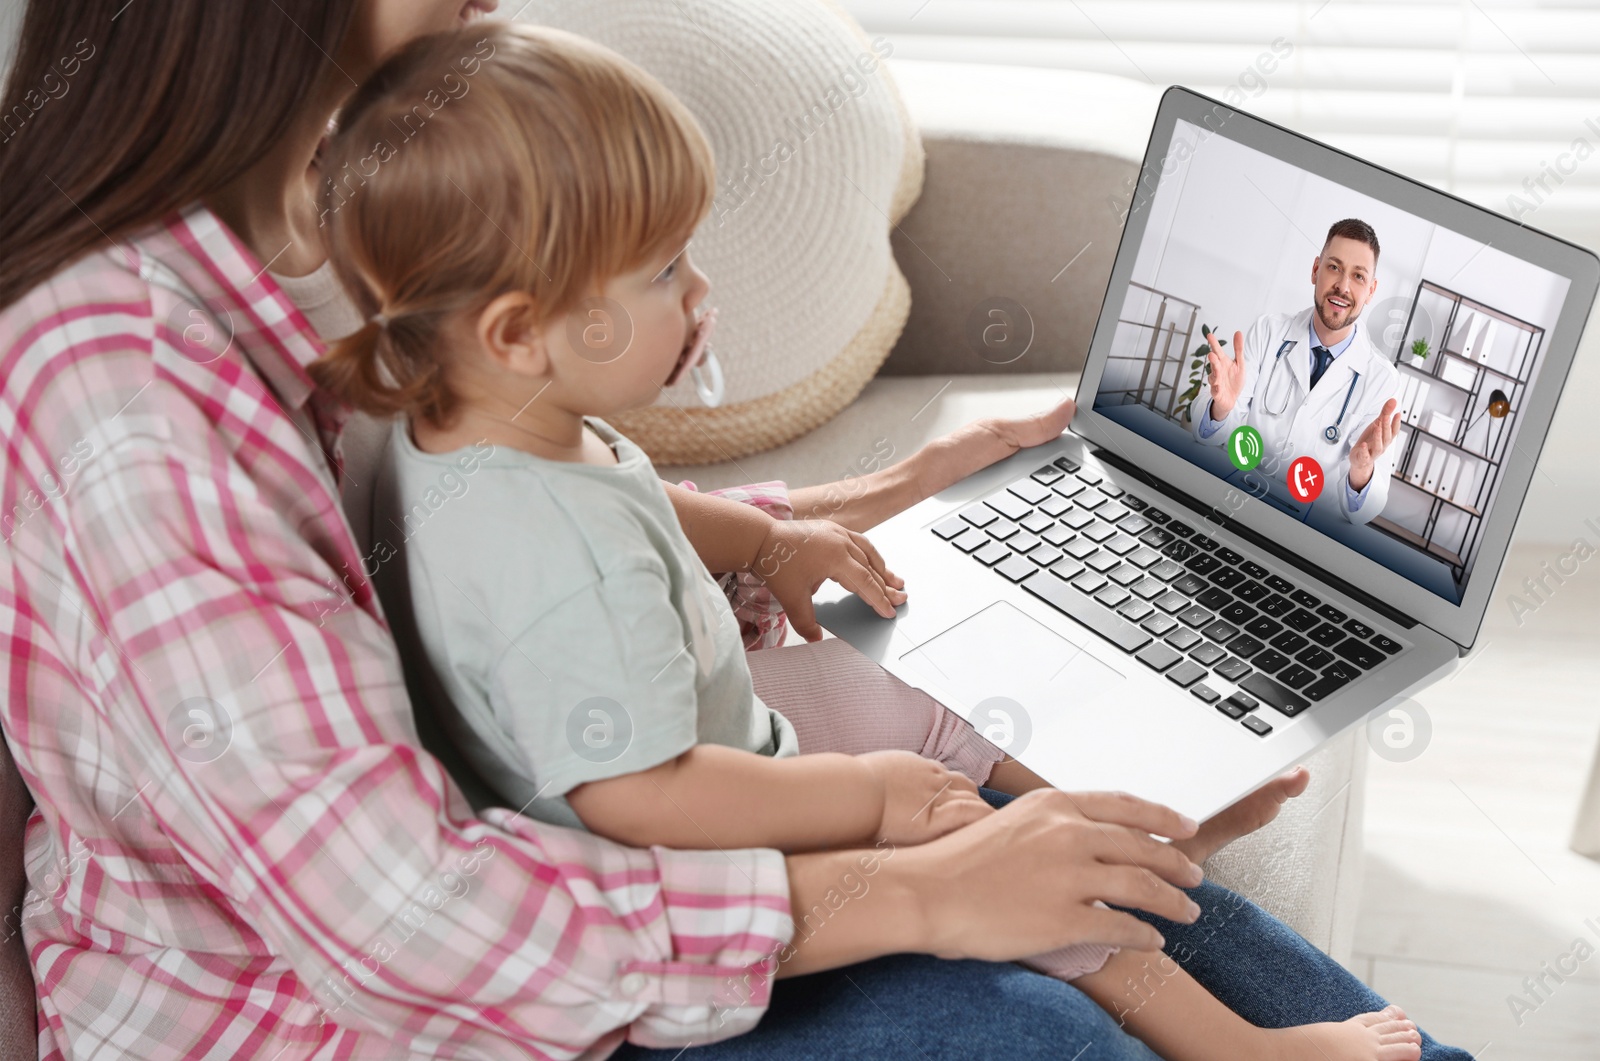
{"left": 1370, "top": 279, "right": 1542, "bottom": 582}
{"left": 1098, "top": 282, "right": 1201, "bottom": 420}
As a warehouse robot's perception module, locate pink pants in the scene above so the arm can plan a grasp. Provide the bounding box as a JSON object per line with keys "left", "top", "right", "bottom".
{"left": 744, "top": 637, "right": 1117, "bottom": 982}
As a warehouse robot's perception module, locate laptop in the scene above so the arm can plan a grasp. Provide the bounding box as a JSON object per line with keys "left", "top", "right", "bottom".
{"left": 812, "top": 86, "right": 1599, "bottom": 822}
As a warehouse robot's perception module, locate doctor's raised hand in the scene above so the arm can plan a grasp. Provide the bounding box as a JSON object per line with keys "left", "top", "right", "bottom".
{"left": 1203, "top": 328, "right": 1249, "bottom": 419}
{"left": 1347, "top": 398, "right": 1403, "bottom": 490}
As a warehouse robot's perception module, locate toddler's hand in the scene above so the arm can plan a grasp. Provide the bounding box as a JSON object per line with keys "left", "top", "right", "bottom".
{"left": 754, "top": 519, "right": 906, "bottom": 641}
{"left": 859, "top": 750, "right": 992, "bottom": 846}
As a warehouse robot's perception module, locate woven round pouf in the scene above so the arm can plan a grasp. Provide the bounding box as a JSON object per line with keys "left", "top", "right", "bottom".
{"left": 513, "top": 0, "right": 924, "bottom": 464}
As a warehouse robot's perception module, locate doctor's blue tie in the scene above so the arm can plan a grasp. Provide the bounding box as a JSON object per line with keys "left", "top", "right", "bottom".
{"left": 1310, "top": 345, "right": 1333, "bottom": 390}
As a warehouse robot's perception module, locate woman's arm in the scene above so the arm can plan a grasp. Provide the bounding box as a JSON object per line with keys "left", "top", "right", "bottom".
{"left": 566, "top": 746, "right": 988, "bottom": 853}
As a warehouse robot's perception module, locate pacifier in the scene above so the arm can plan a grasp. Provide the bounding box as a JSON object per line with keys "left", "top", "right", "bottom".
{"left": 681, "top": 307, "right": 724, "bottom": 408}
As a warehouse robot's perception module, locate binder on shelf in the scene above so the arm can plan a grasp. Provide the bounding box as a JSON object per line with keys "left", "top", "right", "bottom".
{"left": 1394, "top": 428, "right": 1411, "bottom": 460}
{"left": 1452, "top": 459, "right": 1478, "bottom": 507}
{"left": 1410, "top": 440, "right": 1433, "bottom": 486}
{"left": 1441, "top": 453, "right": 1462, "bottom": 500}
{"left": 1424, "top": 447, "right": 1447, "bottom": 493}
{"left": 1407, "top": 380, "right": 1431, "bottom": 427}
{"left": 1397, "top": 374, "right": 1419, "bottom": 423}
{"left": 1452, "top": 310, "right": 1477, "bottom": 356}
{"left": 1476, "top": 318, "right": 1500, "bottom": 365}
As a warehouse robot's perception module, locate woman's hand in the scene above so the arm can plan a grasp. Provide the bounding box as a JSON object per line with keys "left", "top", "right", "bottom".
{"left": 788, "top": 397, "right": 1077, "bottom": 532}
{"left": 754, "top": 518, "right": 906, "bottom": 641}
{"left": 859, "top": 750, "right": 992, "bottom": 845}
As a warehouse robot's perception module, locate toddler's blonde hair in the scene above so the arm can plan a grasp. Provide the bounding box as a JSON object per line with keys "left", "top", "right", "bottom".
{"left": 310, "top": 22, "right": 714, "bottom": 426}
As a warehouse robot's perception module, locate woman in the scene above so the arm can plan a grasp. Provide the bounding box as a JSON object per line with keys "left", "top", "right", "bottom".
{"left": 0, "top": 2, "right": 1470, "bottom": 1059}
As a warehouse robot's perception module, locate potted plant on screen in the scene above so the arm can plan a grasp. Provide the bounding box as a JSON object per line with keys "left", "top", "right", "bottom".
{"left": 1409, "top": 337, "right": 1430, "bottom": 367}
{"left": 1175, "top": 324, "right": 1221, "bottom": 424}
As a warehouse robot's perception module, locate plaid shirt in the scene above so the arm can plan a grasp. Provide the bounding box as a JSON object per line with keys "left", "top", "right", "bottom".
{"left": 0, "top": 205, "right": 793, "bottom": 1060}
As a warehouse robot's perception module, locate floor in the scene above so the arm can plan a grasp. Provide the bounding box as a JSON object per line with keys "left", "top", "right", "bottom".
{"left": 1350, "top": 541, "right": 1600, "bottom": 1060}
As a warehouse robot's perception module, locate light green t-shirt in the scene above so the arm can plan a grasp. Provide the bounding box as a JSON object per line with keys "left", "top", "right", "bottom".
{"left": 372, "top": 415, "right": 799, "bottom": 829}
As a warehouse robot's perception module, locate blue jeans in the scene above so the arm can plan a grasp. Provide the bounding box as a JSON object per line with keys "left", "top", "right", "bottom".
{"left": 612, "top": 789, "right": 1471, "bottom": 1060}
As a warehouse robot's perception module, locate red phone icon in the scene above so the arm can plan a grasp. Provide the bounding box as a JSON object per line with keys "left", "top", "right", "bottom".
{"left": 1288, "top": 456, "right": 1324, "bottom": 503}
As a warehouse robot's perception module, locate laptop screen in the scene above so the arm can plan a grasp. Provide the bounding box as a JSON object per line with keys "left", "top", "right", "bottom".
{"left": 1089, "top": 113, "right": 1574, "bottom": 609}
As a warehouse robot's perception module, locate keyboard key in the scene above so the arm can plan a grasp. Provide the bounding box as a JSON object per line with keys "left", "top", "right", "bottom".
{"left": 1077, "top": 492, "right": 1108, "bottom": 511}
{"left": 1371, "top": 634, "right": 1403, "bottom": 655}
{"left": 1119, "top": 599, "right": 1155, "bottom": 622}
{"left": 1239, "top": 672, "right": 1309, "bottom": 717}
{"left": 1343, "top": 617, "right": 1376, "bottom": 639}
{"left": 1326, "top": 660, "right": 1362, "bottom": 683}
{"left": 1161, "top": 540, "right": 1197, "bottom": 562}
{"left": 1226, "top": 691, "right": 1259, "bottom": 713}
{"left": 1166, "top": 628, "right": 1202, "bottom": 651}
{"left": 1240, "top": 560, "right": 1270, "bottom": 580}
{"left": 1269, "top": 631, "right": 1308, "bottom": 654}
{"left": 1177, "top": 604, "right": 1213, "bottom": 628}
{"left": 1191, "top": 683, "right": 1221, "bottom": 704}
{"left": 1252, "top": 649, "right": 1292, "bottom": 674}
{"left": 1316, "top": 603, "right": 1348, "bottom": 624}
{"left": 1099, "top": 483, "right": 1125, "bottom": 499}
{"left": 1245, "top": 615, "right": 1281, "bottom": 639}
{"left": 1075, "top": 468, "right": 1103, "bottom": 486}
{"left": 1332, "top": 637, "right": 1385, "bottom": 670}
{"left": 1189, "top": 641, "right": 1227, "bottom": 666}
{"left": 1185, "top": 554, "right": 1221, "bottom": 576}
{"left": 1132, "top": 578, "right": 1167, "bottom": 600}
{"left": 1053, "top": 478, "right": 1087, "bottom": 499}
{"left": 1009, "top": 478, "right": 1052, "bottom": 505}
{"left": 1142, "top": 613, "right": 1180, "bottom": 637}
{"left": 993, "top": 554, "right": 1035, "bottom": 582}
{"left": 1042, "top": 524, "right": 1075, "bottom": 547}
{"left": 1039, "top": 495, "right": 1072, "bottom": 518}
{"left": 1136, "top": 642, "right": 1183, "bottom": 672}
{"left": 1215, "top": 547, "right": 1244, "bottom": 566}
{"left": 961, "top": 503, "right": 999, "bottom": 527}
{"left": 1065, "top": 538, "right": 1099, "bottom": 560}
{"left": 1150, "top": 560, "right": 1184, "bottom": 582}
{"left": 1277, "top": 664, "right": 1317, "bottom": 689}
{"left": 1129, "top": 546, "right": 1163, "bottom": 569}
{"left": 1142, "top": 506, "right": 1171, "bottom": 524}
{"left": 1303, "top": 670, "right": 1355, "bottom": 701}
{"left": 1284, "top": 608, "right": 1319, "bottom": 633}
{"left": 1166, "top": 660, "right": 1208, "bottom": 688}
{"left": 1140, "top": 527, "right": 1174, "bottom": 548}
{"left": 1294, "top": 646, "right": 1334, "bottom": 670}
{"left": 1095, "top": 585, "right": 1131, "bottom": 608}
{"left": 1008, "top": 532, "right": 1041, "bottom": 553}
{"left": 1219, "top": 602, "right": 1256, "bottom": 625}
{"left": 1021, "top": 572, "right": 1151, "bottom": 653}
{"left": 1155, "top": 591, "right": 1189, "bottom": 614}
{"left": 1190, "top": 533, "right": 1219, "bottom": 551}
{"left": 1195, "top": 587, "right": 1231, "bottom": 611}
{"left": 1106, "top": 534, "right": 1140, "bottom": 555}
{"left": 1052, "top": 456, "right": 1081, "bottom": 473}
{"left": 1087, "top": 552, "right": 1122, "bottom": 573}
{"left": 973, "top": 541, "right": 1010, "bottom": 565}
{"left": 1073, "top": 570, "right": 1109, "bottom": 593}
{"left": 1235, "top": 580, "right": 1268, "bottom": 603}
{"left": 933, "top": 516, "right": 968, "bottom": 539}
{"left": 986, "top": 493, "right": 1032, "bottom": 521}
{"left": 987, "top": 519, "right": 1020, "bottom": 540}
{"left": 1265, "top": 575, "right": 1294, "bottom": 594}
{"left": 1241, "top": 714, "right": 1274, "bottom": 737}
{"left": 1120, "top": 516, "right": 1152, "bottom": 536}
{"left": 1098, "top": 502, "right": 1130, "bottom": 524}
{"left": 1226, "top": 633, "right": 1265, "bottom": 658}
{"left": 952, "top": 528, "right": 988, "bottom": 552}
{"left": 1309, "top": 622, "right": 1345, "bottom": 646}
{"left": 1109, "top": 564, "right": 1145, "bottom": 587}
{"left": 1209, "top": 566, "right": 1245, "bottom": 590}
{"left": 1290, "top": 589, "right": 1320, "bottom": 609}
{"left": 1031, "top": 465, "right": 1065, "bottom": 485}
{"left": 1123, "top": 496, "right": 1148, "bottom": 512}
{"left": 1020, "top": 511, "right": 1055, "bottom": 534}
{"left": 1201, "top": 619, "right": 1239, "bottom": 643}
{"left": 1050, "top": 557, "right": 1086, "bottom": 581}
{"left": 1214, "top": 656, "right": 1252, "bottom": 682}
{"left": 1216, "top": 698, "right": 1247, "bottom": 720}
{"left": 1172, "top": 573, "right": 1207, "bottom": 596}
{"left": 1028, "top": 546, "right": 1063, "bottom": 567}
{"left": 1166, "top": 520, "right": 1194, "bottom": 538}
{"left": 1258, "top": 594, "right": 1293, "bottom": 618}
{"left": 1061, "top": 509, "right": 1096, "bottom": 530}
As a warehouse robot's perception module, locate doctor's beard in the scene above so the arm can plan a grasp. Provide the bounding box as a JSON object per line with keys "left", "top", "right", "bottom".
{"left": 1315, "top": 289, "right": 1364, "bottom": 332}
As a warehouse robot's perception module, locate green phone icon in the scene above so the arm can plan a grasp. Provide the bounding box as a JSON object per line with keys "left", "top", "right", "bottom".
{"left": 1228, "top": 425, "right": 1263, "bottom": 471}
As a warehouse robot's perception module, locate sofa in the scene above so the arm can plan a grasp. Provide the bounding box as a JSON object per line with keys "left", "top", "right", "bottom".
{"left": 0, "top": 59, "right": 1367, "bottom": 1056}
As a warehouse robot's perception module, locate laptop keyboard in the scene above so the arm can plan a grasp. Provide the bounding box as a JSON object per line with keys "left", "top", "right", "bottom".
{"left": 930, "top": 456, "right": 1405, "bottom": 737}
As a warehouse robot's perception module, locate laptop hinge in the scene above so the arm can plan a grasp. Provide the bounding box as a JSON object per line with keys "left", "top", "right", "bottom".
{"left": 1090, "top": 447, "right": 1421, "bottom": 630}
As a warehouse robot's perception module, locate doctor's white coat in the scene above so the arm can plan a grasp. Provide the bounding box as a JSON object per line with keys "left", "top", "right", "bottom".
{"left": 1191, "top": 306, "right": 1401, "bottom": 525}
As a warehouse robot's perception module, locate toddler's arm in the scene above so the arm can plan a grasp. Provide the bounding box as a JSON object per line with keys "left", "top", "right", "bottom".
{"left": 567, "top": 746, "right": 990, "bottom": 853}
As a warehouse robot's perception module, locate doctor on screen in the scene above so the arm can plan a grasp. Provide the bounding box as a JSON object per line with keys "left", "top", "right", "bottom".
{"left": 1192, "top": 218, "right": 1403, "bottom": 525}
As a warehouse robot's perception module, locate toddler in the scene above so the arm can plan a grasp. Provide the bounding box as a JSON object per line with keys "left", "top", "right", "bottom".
{"left": 310, "top": 22, "right": 1423, "bottom": 1061}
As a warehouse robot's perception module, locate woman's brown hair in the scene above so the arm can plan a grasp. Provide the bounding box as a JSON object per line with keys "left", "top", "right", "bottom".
{"left": 309, "top": 22, "right": 715, "bottom": 429}
{"left": 0, "top": 0, "right": 356, "bottom": 311}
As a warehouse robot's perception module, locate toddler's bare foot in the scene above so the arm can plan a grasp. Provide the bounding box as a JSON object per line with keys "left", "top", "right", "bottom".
{"left": 1266, "top": 1005, "right": 1422, "bottom": 1061}
{"left": 1171, "top": 766, "right": 1309, "bottom": 865}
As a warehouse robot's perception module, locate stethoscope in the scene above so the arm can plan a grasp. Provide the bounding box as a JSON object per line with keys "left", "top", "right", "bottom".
{"left": 1260, "top": 337, "right": 1363, "bottom": 444}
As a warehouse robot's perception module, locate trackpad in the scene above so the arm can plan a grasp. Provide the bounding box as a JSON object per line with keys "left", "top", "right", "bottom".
{"left": 899, "top": 601, "right": 1125, "bottom": 758}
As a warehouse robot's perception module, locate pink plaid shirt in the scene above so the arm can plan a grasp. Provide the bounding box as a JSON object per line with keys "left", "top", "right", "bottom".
{"left": 0, "top": 205, "right": 793, "bottom": 1059}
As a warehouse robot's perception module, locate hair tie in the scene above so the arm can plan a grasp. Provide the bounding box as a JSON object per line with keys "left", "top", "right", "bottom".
{"left": 370, "top": 312, "right": 389, "bottom": 329}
